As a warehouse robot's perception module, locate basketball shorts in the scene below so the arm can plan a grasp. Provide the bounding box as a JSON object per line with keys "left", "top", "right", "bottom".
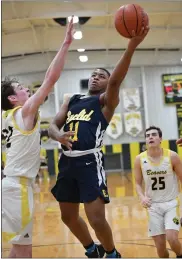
{"left": 2, "top": 176, "right": 34, "bottom": 245}
{"left": 147, "top": 198, "right": 181, "bottom": 237}
{"left": 51, "top": 151, "right": 110, "bottom": 204}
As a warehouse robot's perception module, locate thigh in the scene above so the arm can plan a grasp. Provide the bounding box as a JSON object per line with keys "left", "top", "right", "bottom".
{"left": 84, "top": 197, "right": 105, "bottom": 221}
{"left": 59, "top": 202, "right": 80, "bottom": 218}
{"left": 52, "top": 155, "right": 80, "bottom": 203}
{"left": 76, "top": 152, "right": 110, "bottom": 204}
{"left": 165, "top": 199, "right": 180, "bottom": 232}
{"left": 147, "top": 204, "right": 165, "bottom": 237}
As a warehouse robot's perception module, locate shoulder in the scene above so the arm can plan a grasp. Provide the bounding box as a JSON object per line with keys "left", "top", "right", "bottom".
{"left": 135, "top": 154, "right": 142, "bottom": 165}
{"left": 170, "top": 150, "right": 181, "bottom": 164}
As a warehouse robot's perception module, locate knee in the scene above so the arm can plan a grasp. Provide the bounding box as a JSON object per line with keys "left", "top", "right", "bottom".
{"left": 88, "top": 214, "right": 106, "bottom": 230}
{"left": 167, "top": 234, "right": 178, "bottom": 248}
{"left": 61, "top": 212, "right": 78, "bottom": 226}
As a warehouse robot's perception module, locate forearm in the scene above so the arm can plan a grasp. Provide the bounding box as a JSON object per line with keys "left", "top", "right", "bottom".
{"left": 136, "top": 183, "right": 145, "bottom": 200}
{"left": 45, "top": 41, "right": 70, "bottom": 82}
{"left": 48, "top": 123, "right": 62, "bottom": 141}
{"left": 108, "top": 45, "right": 135, "bottom": 87}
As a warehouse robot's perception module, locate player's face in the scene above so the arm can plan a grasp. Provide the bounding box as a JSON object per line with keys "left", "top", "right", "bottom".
{"left": 88, "top": 69, "right": 109, "bottom": 94}
{"left": 12, "top": 82, "right": 30, "bottom": 105}
{"left": 145, "top": 129, "right": 161, "bottom": 148}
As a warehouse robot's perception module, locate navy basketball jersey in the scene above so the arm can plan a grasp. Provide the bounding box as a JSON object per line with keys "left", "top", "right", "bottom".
{"left": 63, "top": 94, "right": 108, "bottom": 151}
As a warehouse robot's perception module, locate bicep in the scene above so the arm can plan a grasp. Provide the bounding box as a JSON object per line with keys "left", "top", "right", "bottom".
{"left": 104, "top": 83, "right": 120, "bottom": 109}
{"left": 134, "top": 157, "right": 143, "bottom": 185}
{"left": 172, "top": 153, "right": 182, "bottom": 180}
{"left": 22, "top": 78, "right": 53, "bottom": 117}
{"left": 51, "top": 100, "right": 69, "bottom": 129}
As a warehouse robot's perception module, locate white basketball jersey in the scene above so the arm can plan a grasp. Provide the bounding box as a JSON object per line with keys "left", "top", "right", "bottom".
{"left": 2, "top": 106, "right": 41, "bottom": 179}
{"left": 140, "top": 149, "right": 179, "bottom": 202}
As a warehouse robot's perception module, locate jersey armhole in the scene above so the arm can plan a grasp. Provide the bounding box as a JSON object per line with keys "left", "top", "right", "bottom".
{"left": 12, "top": 108, "right": 40, "bottom": 135}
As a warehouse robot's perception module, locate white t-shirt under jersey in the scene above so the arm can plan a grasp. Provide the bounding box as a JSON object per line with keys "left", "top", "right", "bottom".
{"left": 2, "top": 106, "right": 41, "bottom": 179}
{"left": 140, "top": 149, "right": 179, "bottom": 203}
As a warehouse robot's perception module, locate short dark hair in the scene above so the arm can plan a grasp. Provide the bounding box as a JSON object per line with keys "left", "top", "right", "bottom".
{"left": 1, "top": 77, "right": 17, "bottom": 111}
{"left": 145, "top": 126, "right": 162, "bottom": 138}
{"left": 96, "top": 68, "right": 111, "bottom": 77}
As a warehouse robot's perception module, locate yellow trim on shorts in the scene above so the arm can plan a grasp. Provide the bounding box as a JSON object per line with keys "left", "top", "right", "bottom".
{"left": 20, "top": 177, "right": 31, "bottom": 229}
{"left": 11, "top": 106, "right": 40, "bottom": 135}
{"left": 54, "top": 149, "right": 59, "bottom": 176}
{"left": 176, "top": 197, "right": 180, "bottom": 218}
{"left": 2, "top": 232, "right": 17, "bottom": 243}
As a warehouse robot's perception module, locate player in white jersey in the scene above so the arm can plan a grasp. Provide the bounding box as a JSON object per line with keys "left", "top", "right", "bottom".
{"left": 1, "top": 18, "right": 74, "bottom": 258}
{"left": 134, "top": 126, "right": 182, "bottom": 258}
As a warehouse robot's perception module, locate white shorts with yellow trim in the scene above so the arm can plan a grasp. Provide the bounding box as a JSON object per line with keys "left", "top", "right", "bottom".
{"left": 2, "top": 176, "right": 34, "bottom": 245}
{"left": 147, "top": 198, "right": 181, "bottom": 237}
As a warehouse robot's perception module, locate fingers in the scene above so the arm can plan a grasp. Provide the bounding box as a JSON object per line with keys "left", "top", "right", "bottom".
{"left": 176, "top": 138, "right": 182, "bottom": 145}
{"left": 65, "top": 131, "right": 75, "bottom": 137}
{"left": 131, "top": 30, "right": 136, "bottom": 37}
{"left": 138, "top": 26, "right": 145, "bottom": 36}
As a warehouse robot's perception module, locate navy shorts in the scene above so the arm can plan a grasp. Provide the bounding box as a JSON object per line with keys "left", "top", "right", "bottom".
{"left": 51, "top": 151, "right": 110, "bottom": 204}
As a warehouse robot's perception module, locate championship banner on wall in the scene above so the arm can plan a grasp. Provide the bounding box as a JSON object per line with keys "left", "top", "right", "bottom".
{"left": 122, "top": 88, "right": 141, "bottom": 111}
{"left": 29, "top": 81, "right": 48, "bottom": 102}
{"left": 124, "top": 111, "right": 143, "bottom": 137}
{"left": 176, "top": 104, "right": 182, "bottom": 138}
{"left": 162, "top": 74, "right": 182, "bottom": 104}
{"left": 106, "top": 113, "right": 123, "bottom": 139}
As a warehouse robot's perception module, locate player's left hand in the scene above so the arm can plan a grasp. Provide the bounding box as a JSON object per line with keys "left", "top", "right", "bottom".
{"left": 128, "top": 26, "right": 150, "bottom": 49}
{"left": 176, "top": 138, "right": 182, "bottom": 147}
{"left": 64, "top": 16, "right": 75, "bottom": 45}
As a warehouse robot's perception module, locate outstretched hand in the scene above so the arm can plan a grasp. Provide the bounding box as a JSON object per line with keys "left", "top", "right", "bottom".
{"left": 128, "top": 26, "right": 150, "bottom": 50}
{"left": 64, "top": 17, "right": 75, "bottom": 45}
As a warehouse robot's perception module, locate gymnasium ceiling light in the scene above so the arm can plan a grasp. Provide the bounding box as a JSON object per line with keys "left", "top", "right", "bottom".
{"left": 77, "top": 49, "right": 85, "bottom": 52}
{"left": 79, "top": 55, "right": 88, "bottom": 62}
{"left": 74, "top": 31, "right": 82, "bottom": 40}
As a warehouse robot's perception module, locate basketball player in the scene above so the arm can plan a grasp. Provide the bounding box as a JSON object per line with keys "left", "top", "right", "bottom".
{"left": 1, "top": 18, "right": 74, "bottom": 258}
{"left": 134, "top": 126, "right": 182, "bottom": 258}
{"left": 48, "top": 26, "right": 149, "bottom": 258}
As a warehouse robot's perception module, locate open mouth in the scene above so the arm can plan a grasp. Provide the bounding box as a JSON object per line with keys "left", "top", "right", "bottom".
{"left": 149, "top": 141, "right": 154, "bottom": 144}
{"left": 92, "top": 82, "right": 98, "bottom": 86}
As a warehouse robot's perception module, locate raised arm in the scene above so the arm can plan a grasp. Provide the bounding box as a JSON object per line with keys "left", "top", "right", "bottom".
{"left": 22, "top": 18, "right": 74, "bottom": 120}
{"left": 134, "top": 155, "right": 151, "bottom": 208}
{"left": 48, "top": 96, "right": 74, "bottom": 150}
{"left": 102, "top": 26, "right": 149, "bottom": 121}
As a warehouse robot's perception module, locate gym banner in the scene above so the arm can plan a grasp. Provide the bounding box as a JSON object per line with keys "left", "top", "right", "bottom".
{"left": 122, "top": 88, "right": 141, "bottom": 111}
{"left": 106, "top": 113, "right": 123, "bottom": 139}
{"left": 176, "top": 104, "right": 182, "bottom": 138}
{"left": 29, "top": 81, "right": 48, "bottom": 102}
{"left": 124, "top": 111, "right": 143, "bottom": 137}
{"left": 162, "top": 74, "right": 182, "bottom": 104}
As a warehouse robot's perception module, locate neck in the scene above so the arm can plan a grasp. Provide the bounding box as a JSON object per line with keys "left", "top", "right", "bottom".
{"left": 88, "top": 89, "right": 105, "bottom": 96}
{"left": 147, "top": 146, "right": 162, "bottom": 158}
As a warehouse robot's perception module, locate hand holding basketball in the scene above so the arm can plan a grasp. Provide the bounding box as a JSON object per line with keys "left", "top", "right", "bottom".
{"left": 128, "top": 25, "right": 149, "bottom": 49}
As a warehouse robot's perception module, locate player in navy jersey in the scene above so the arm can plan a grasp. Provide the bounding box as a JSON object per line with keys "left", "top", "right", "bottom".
{"left": 49, "top": 26, "right": 149, "bottom": 258}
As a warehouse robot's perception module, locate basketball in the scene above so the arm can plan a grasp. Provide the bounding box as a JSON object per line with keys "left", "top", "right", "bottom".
{"left": 114, "top": 4, "right": 149, "bottom": 38}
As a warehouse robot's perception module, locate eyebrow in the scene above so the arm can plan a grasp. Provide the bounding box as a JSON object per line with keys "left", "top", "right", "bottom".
{"left": 92, "top": 72, "right": 107, "bottom": 77}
